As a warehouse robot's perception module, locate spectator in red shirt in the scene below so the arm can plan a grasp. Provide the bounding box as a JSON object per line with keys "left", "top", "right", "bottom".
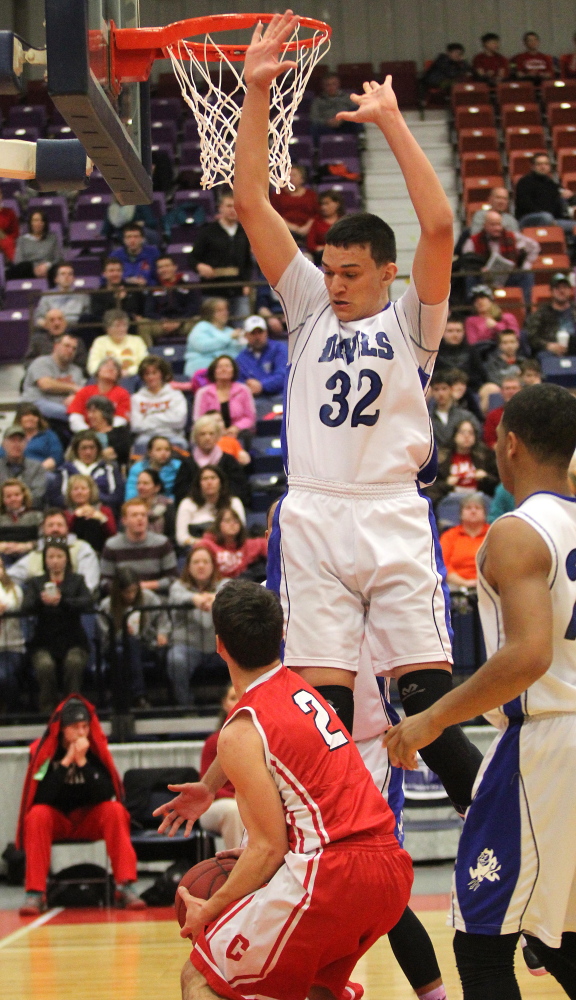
{"left": 560, "top": 33, "right": 576, "bottom": 79}
{"left": 511, "top": 32, "right": 555, "bottom": 82}
{"left": 440, "top": 493, "right": 489, "bottom": 587}
{"left": 482, "top": 374, "right": 522, "bottom": 448}
{"left": 306, "top": 190, "right": 346, "bottom": 264}
{"left": 198, "top": 683, "right": 244, "bottom": 849}
{"left": 202, "top": 507, "right": 267, "bottom": 581}
{"left": 270, "top": 165, "right": 319, "bottom": 246}
{"left": 473, "top": 33, "right": 509, "bottom": 83}
{"left": 427, "top": 419, "right": 499, "bottom": 506}
{"left": 0, "top": 191, "right": 19, "bottom": 262}
{"left": 67, "top": 357, "right": 131, "bottom": 433}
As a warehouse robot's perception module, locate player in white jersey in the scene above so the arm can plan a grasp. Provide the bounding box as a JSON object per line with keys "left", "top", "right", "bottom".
{"left": 385, "top": 382, "right": 576, "bottom": 997}
{"left": 233, "top": 10, "right": 483, "bottom": 817}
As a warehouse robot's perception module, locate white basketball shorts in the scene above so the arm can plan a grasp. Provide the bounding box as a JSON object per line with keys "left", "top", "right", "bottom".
{"left": 267, "top": 477, "right": 453, "bottom": 675}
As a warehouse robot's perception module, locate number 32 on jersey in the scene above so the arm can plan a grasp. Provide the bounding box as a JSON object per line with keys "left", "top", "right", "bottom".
{"left": 293, "top": 690, "right": 349, "bottom": 750}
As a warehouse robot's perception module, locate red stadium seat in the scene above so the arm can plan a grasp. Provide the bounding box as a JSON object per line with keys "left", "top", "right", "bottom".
{"left": 505, "top": 125, "right": 546, "bottom": 152}
{"left": 501, "top": 103, "right": 542, "bottom": 130}
{"left": 548, "top": 103, "right": 576, "bottom": 129}
{"left": 531, "top": 284, "right": 553, "bottom": 307}
{"left": 455, "top": 105, "right": 496, "bottom": 130}
{"left": 458, "top": 128, "right": 499, "bottom": 154}
{"left": 557, "top": 148, "right": 576, "bottom": 176}
{"left": 337, "top": 62, "right": 374, "bottom": 91}
{"left": 532, "top": 253, "right": 571, "bottom": 285}
{"left": 562, "top": 172, "right": 576, "bottom": 194}
{"left": 451, "top": 82, "right": 490, "bottom": 108}
{"left": 460, "top": 151, "right": 502, "bottom": 178}
{"left": 379, "top": 62, "right": 418, "bottom": 108}
{"left": 492, "top": 287, "right": 525, "bottom": 327}
{"left": 509, "top": 150, "right": 541, "bottom": 184}
{"left": 462, "top": 175, "right": 505, "bottom": 205}
{"left": 496, "top": 81, "right": 536, "bottom": 106}
{"left": 521, "top": 226, "right": 567, "bottom": 255}
{"left": 542, "top": 80, "right": 576, "bottom": 105}
{"left": 552, "top": 125, "right": 576, "bottom": 151}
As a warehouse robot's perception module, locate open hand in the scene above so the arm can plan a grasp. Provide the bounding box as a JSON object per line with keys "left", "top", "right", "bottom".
{"left": 153, "top": 781, "right": 214, "bottom": 837}
{"left": 336, "top": 76, "right": 400, "bottom": 125}
{"left": 383, "top": 710, "right": 444, "bottom": 770}
{"left": 244, "top": 11, "right": 298, "bottom": 89}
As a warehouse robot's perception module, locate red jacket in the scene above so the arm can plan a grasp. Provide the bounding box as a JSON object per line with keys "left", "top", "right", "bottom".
{"left": 0, "top": 206, "right": 19, "bottom": 262}
{"left": 15, "top": 694, "right": 124, "bottom": 849}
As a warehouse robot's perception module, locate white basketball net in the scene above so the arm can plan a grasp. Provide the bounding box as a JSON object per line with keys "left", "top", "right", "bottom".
{"left": 167, "top": 23, "right": 330, "bottom": 191}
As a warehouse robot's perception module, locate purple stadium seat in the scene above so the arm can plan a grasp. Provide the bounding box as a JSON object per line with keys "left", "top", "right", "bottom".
{"left": 0, "top": 179, "right": 24, "bottom": 199}
{"left": 174, "top": 189, "right": 216, "bottom": 219}
{"left": 317, "top": 181, "right": 361, "bottom": 209}
{"left": 179, "top": 142, "right": 202, "bottom": 166}
{"left": 4, "top": 278, "right": 48, "bottom": 310}
{"left": 73, "top": 275, "right": 100, "bottom": 291}
{"left": 66, "top": 256, "right": 103, "bottom": 278}
{"left": 0, "top": 309, "right": 30, "bottom": 362}
{"left": 0, "top": 254, "right": 5, "bottom": 289}
{"left": 166, "top": 243, "right": 194, "bottom": 270}
{"left": 318, "top": 157, "right": 361, "bottom": 175}
{"left": 150, "top": 97, "right": 183, "bottom": 121}
{"left": 170, "top": 223, "right": 200, "bottom": 243}
{"left": 150, "top": 120, "right": 178, "bottom": 147}
{"left": 49, "top": 222, "right": 64, "bottom": 245}
{"left": 150, "top": 142, "right": 173, "bottom": 157}
{"left": 8, "top": 105, "right": 47, "bottom": 129}
{"left": 182, "top": 118, "right": 200, "bottom": 143}
{"left": 291, "top": 114, "right": 312, "bottom": 136}
{"left": 3, "top": 126, "right": 40, "bottom": 142}
{"left": 288, "top": 135, "right": 314, "bottom": 163}
{"left": 151, "top": 191, "right": 167, "bottom": 220}
{"left": 75, "top": 193, "right": 112, "bottom": 221}
{"left": 85, "top": 171, "right": 112, "bottom": 194}
{"left": 28, "top": 195, "right": 68, "bottom": 226}
{"left": 318, "top": 135, "right": 359, "bottom": 160}
{"left": 47, "top": 124, "right": 75, "bottom": 139}
{"left": 68, "top": 220, "right": 106, "bottom": 248}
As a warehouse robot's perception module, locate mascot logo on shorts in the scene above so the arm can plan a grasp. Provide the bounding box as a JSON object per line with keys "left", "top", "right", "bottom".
{"left": 468, "top": 848, "right": 502, "bottom": 891}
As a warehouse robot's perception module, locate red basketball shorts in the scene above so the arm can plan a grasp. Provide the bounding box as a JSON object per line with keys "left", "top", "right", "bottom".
{"left": 190, "top": 834, "right": 413, "bottom": 1000}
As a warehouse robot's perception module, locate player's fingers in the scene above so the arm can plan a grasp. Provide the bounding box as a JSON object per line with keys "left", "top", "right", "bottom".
{"left": 272, "top": 60, "right": 298, "bottom": 78}
{"left": 335, "top": 112, "right": 356, "bottom": 122}
{"left": 184, "top": 820, "right": 194, "bottom": 838}
{"left": 362, "top": 81, "right": 372, "bottom": 93}
{"left": 168, "top": 814, "right": 186, "bottom": 837}
{"left": 250, "top": 20, "right": 263, "bottom": 44}
{"left": 166, "top": 784, "right": 186, "bottom": 792}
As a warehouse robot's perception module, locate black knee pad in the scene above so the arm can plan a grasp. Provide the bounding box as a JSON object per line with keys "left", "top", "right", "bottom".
{"left": 387, "top": 906, "right": 441, "bottom": 991}
{"left": 397, "top": 668, "right": 453, "bottom": 715}
{"left": 314, "top": 685, "right": 354, "bottom": 734}
{"left": 453, "top": 931, "right": 521, "bottom": 999}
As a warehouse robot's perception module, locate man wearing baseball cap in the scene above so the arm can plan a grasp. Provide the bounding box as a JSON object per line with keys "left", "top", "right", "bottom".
{"left": 236, "top": 316, "right": 288, "bottom": 406}
{"left": 16, "top": 694, "right": 145, "bottom": 915}
{"left": 526, "top": 273, "right": 576, "bottom": 356}
{"left": 0, "top": 426, "right": 46, "bottom": 508}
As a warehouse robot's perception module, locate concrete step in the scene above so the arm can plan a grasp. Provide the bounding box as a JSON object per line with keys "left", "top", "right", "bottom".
{"left": 363, "top": 147, "right": 454, "bottom": 172}
{"left": 366, "top": 168, "right": 457, "bottom": 197}
{"left": 366, "top": 120, "right": 449, "bottom": 146}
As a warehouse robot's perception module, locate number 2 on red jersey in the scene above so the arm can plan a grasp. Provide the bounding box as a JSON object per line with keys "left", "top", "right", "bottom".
{"left": 292, "top": 690, "right": 349, "bottom": 750}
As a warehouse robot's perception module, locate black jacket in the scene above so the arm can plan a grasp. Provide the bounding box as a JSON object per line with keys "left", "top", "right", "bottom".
{"left": 190, "top": 221, "right": 253, "bottom": 295}
{"left": 34, "top": 748, "right": 115, "bottom": 814}
{"left": 174, "top": 454, "right": 250, "bottom": 508}
{"left": 515, "top": 171, "right": 567, "bottom": 221}
{"left": 144, "top": 282, "right": 200, "bottom": 320}
{"left": 525, "top": 303, "right": 576, "bottom": 355}
{"left": 22, "top": 571, "right": 94, "bottom": 656}
{"left": 435, "top": 341, "right": 487, "bottom": 392}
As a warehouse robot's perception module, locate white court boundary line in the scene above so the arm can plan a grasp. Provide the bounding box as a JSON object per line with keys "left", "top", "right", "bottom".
{"left": 0, "top": 907, "right": 63, "bottom": 949}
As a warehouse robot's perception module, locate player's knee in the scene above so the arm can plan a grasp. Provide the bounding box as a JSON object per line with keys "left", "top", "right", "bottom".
{"left": 397, "top": 668, "right": 452, "bottom": 717}
{"left": 453, "top": 930, "right": 519, "bottom": 987}
{"left": 314, "top": 685, "right": 354, "bottom": 733}
{"left": 181, "top": 962, "right": 222, "bottom": 1000}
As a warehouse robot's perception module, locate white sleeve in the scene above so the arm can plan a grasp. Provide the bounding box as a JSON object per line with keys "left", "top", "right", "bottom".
{"left": 231, "top": 496, "right": 246, "bottom": 525}
{"left": 273, "top": 251, "right": 328, "bottom": 353}
{"left": 394, "top": 276, "right": 449, "bottom": 376}
{"left": 69, "top": 412, "right": 88, "bottom": 433}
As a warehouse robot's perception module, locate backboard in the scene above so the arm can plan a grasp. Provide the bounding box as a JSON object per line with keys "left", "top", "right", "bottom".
{"left": 45, "top": 0, "right": 153, "bottom": 204}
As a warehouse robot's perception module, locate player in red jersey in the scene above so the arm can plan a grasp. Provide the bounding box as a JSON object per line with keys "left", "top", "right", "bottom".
{"left": 162, "top": 580, "right": 412, "bottom": 1000}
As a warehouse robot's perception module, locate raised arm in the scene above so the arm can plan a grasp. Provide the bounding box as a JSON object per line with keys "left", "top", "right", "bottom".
{"left": 233, "top": 12, "right": 300, "bottom": 287}
{"left": 336, "top": 77, "right": 454, "bottom": 304}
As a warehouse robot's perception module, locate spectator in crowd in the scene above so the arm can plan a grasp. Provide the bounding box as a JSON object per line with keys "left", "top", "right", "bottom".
{"left": 25, "top": 308, "right": 88, "bottom": 372}
{"left": 482, "top": 374, "right": 522, "bottom": 448}
{"left": 174, "top": 415, "right": 249, "bottom": 507}
{"left": 125, "top": 435, "right": 181, "bottom": 501}
{"left": 309, "top": 73, "right": 360, "bottom": 142}
{"left": 0, "top": 556, "right": 24, "bottom": 710}
{"left": 99, "top": 567, "right": 169, "bottom": 709}
{"left": 87, "top": 309, "right": 148, "bottom": 378}
{"left": 110, "top": 223, "right": 159, "bottom": 286}
{"left": 469, "top": 187, "right": 518, "bottom": 235}
{"left": 270, "top": 165, "right": 319, "bottom": 246}
{"left": 440, "top": 493, "right": 489, "bottom": 588}
{"left": 526, "top": 272, "right": 576, "bottom": 355}
{"left": 514, "top": 153, "right": 576, "bottom": 236}
{"left": 446, "top": 368, "right": 484, "bottom": 425}
{"left": 560, "top": 32, "right": 576, "bottom": 79}
{"left": 16, "top": 695, "right": 144, "bottom": 916}
{"left": 34, "top": 263, "right": 90, "bottom": 331}
{"left": 197, "top": 683, "right": 244, "bottom": 847}
{"left": 184, "top": 297, "right": 243, "bottom": 377}
{"left": 202, "top": 507, "right": 267, "bottom": 581}
{"left": 435, "top": 316, "right": 486, "bottom": 391}
{"left": 421, "top": 43, "right": 472, "bottom": 95}
{"left": 428, "top": 371, "right": 480, "bottom": 448}
{"left": 511, "top": 32, "right": 555, "bottom": 82}
{"left": 236, "top": 315, "right": 288, "bottom": 400}
{"left": 189, "top": 190, "right": 252, "bottom": 320}
{"left": 481, "top": 328, "right": 526, "bottom": 404}
{"left": 140, "top": 255, "right": 199, "bottom": 343}
{"left": 85, "top": 397, "right": 131, "bottom": 468}
{"left": 206, "top": 411, "right": 251, "bottom": 466}
{"left": 0, "top": 190, "right": 18, "bottom": 262}
{"left": 0, "top": 480, "right": 43, "bottom": 564}
{"left": 0, "top": 427, "right": 46, "bottom": 508}
{"left": 67, "top": 357, "right": 131, "bottom": 433}
{"left": 103, "top": 197, "right": 158, "bottom": 246}
{"left": 9, "top": 507, "right": 100, "bottom": 593}
{"left": 64, "top": 474, "right": 116, "bottom": 555}
{"left": 427, "top": 419, "right": 498, "bottom": 506}
{"left": 193, "top": 355, "right": 256, "bottom": 441}
{"left": 88, "top": 257, "right": 145, "bottom": 332}
{"left": 130, "top": 356, "right": 188, "bottom": 454}
{"left": 22, "top": 539, "right": 93, "bottom": 713}
{"left": 464, "top": 284, "right": 520, "bottom": 346}
{"left": 22, "top": 333, "right": 86, "bottom": 423}
{"left": 519, "top": 358, "right": 543, "bottom": 385}
{"left": 176, "top": 465, "right": 246, "bottom": 548}
{"left": 3, "top": 404, "right": 63, "bottom": 471}
{"left": 10, "top": 210, "right": 60, "bottom": 280}
{"left": 472, "top": 33, "right": 509, "bottom": 83}
{"left": 306, "top": 190, "right": 346, "bottom": 263}
{"left": 488, "top": 482, "right": 515, "bottom": 522}
{"left": 461, "top": 210, "right": 539, "bottom": 305}
{"left": 135, "top": 468, "right": 174, "bottom": 539}
{"left": 100, "top": 498, "right": 178, "bottom": 594}
{"left": 53, "top": 431, "right": 125, "bottom": 513}
{"left": 167, "top": 545, "right": 227, "bottom": 707}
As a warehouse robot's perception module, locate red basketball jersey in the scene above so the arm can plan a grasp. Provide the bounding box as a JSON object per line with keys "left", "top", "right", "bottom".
{"left": 222, "top": 665, "right": 395, "bottom": 853}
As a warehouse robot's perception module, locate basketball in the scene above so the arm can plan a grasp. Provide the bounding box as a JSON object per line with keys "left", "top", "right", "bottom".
{"left": 175, "top": 857, "right": 237, "bottom": 927}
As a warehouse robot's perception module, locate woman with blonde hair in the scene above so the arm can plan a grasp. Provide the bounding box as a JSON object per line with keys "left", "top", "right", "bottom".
{"left": 64, "top": 473, "right": 116, "bottom": 554}
{"left": 0, "top": 479, "right": 43, "bottom": 564}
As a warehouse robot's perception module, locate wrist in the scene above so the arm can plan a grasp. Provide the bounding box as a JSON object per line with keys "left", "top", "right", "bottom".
{"left": 375, "top": 107, "right": 404, "bottom": 132}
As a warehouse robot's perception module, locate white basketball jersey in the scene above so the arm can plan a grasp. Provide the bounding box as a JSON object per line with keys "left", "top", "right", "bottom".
{"left": 274, "top": 252, "right": 448, "bottom": 484}
{"left": 477, "top": 491, "right": 576, "bottom": 726}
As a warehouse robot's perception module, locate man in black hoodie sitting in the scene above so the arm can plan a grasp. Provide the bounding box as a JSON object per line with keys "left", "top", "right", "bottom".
{"left": 515, "top": 153, "right": 576, "bottom": 247}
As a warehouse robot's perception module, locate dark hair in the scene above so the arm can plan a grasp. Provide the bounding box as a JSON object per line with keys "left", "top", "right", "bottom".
{"left": 325, "top": 212, "right": 396, "bottom": 266}
{"left": 86, "top": 395, "right": 115, "bottom": 424}
{"left": 156, "top": 254, "right": 175, "bottom": 266}
{"left": 449, "top": 417, "right": 479, "bottom": 451}
{"left": 137, "top": 467, "right": 163, "bottom": 490}
{"left": 110, "top": 566, "right": 142, "bottom": 631}
{"left": 190, "top": 464, "right": 231, "bottom": 509}
{"left": 447, "top": 42, "right": 465, "bottom": 53}
{"left": 28, "top": 209, "right": 49, "bottom": 237}
{"left": 42, "top": 507, "right": 68, "bottom": 527}
{"left": 207, "top": 354, "right": 239, "bottom": 383}
{"left": 532, "top": 152, "right": 549, "bottom": 165}
{"left": 53, "top": 332, "right": 77, "bottom": 345}
{"left": 147, "top": 435, "right": 172, "bottom": 456}
{"left": 446, "top": 313, "right": 465, "bottom": 327}
{"left": 496, "top": 328, "right": 519, "bottom": 344}
{"left": 211, "top": 506, "right": 246, "bottom": 548}
{"left": 520, "top": 358, "right": 542, "bottom": 375}
{"left": 430, "top": 371, "right": 451, "bottom": 388}
{"left": 15, "top": 402, "right": 48, "bottom": 431}
{"left": 212, "top": 579, "right": 284, "bottom": 669}
{"left": 447, "top": 367, "right": 469, "bottom": 385}
{"left": 181, "top": 543, "right": 220, "bottom": 592}
{"left": 103, "top": 308, "right": 129, "bottom": 329}
{"left": 122, "top": 222, "right": 144, "bottom": 236}
{"left": 319, "top": 189, "right": 346, "bottom": 217}
{"left": 502, "top": 384, "right": 576, "bottom": 466}
{"left": 69, "top": 430, "right": 102, "bottom": 461}
{"left": 43, "top": 538, "right": 72, "bottom": 574}
{"left": 138, "top": 355, "right": 173, "bottom": 382}
{"left": 217, "top": 187, "right": 234, "bottom": 205}
{"left": 481, "top": 32, "right": 500, "bottom": 44}
{"left": 523, "top": 31, "right": 539, "bottom": 43}
{"left": 103, "top": 256, "right": 122, "bottom": 269}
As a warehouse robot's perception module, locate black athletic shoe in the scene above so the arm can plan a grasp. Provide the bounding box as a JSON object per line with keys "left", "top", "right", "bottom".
{"left": 521, "top": 935, "right": 548, "bottom": 976}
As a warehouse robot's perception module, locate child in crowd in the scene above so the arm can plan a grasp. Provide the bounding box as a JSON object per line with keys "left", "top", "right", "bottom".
{"left": 202, "top": 507, "right": 267, "bottom": 580}
{"left": 125, "top": 435, "right": 181, "bottom": 501}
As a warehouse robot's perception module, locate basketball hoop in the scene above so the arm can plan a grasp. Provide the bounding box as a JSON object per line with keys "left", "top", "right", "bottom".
{"left": 112, "top": 14, "right": 331, "bottom": 191}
